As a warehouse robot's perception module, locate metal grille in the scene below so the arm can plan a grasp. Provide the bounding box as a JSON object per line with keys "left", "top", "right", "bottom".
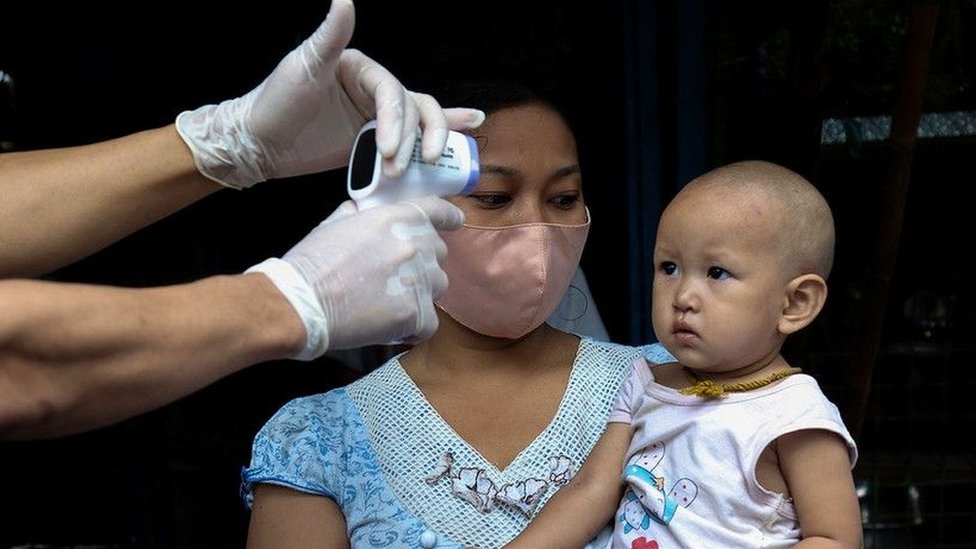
{"left": 809, "top": 344, "right": 976, "bottom": 548}
{"left": 821, "top": 111, "right": 976, "bottom": 144}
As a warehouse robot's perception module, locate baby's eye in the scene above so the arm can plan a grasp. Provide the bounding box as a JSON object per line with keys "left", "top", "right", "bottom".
{"left": 470, "top": 193, "right": 511, "bottom": 208}
{"left": 707, "top": 266, "right": 731, "bottom": 280}
{"left": 551, "top": 192, "right": 582, "bottom": 209}
{"left": 659, "top": 261, "right": 678, "bottom": 276}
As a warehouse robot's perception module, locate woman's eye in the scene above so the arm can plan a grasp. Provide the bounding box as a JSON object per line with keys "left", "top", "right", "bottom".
{"left": 551, "top": 193, "right": 582, "bottom": 209}
{"left": 660, "top": 262, "right": 678, "bottom": 276}
{"left": 470, "top": 193, "right": 510, "bottom": 208}
{"left": 707, "top": 266, "right": 731, "bottom": 280}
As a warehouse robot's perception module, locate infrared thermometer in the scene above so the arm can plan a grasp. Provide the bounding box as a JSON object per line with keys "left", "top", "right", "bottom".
{"left": 347, "top": 120, "right": 480, "bottom": 210}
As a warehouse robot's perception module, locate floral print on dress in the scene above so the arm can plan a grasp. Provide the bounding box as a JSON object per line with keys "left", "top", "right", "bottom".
{"left": 497, "top": 478, "right": 549, "bottom": 516}
{"left": 548, "top": 455, "right": 574, "bottom": 486}
{"left": 427, "top": 451, "right": 572, "bottom": 516}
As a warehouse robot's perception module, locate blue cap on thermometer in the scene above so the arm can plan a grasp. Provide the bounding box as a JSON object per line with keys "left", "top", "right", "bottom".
{"left": 347, "top": 120, "right": 480, "bottom": 210}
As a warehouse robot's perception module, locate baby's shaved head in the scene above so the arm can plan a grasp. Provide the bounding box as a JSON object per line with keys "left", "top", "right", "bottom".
{"left": 675, "top": 160, "right": 835, "bottom": 279}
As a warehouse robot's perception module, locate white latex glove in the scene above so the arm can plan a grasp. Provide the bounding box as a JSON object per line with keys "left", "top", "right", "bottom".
{"left": 246, "top": 196, "right": 464, "bottom": 360}
{"left": 176, "top": 0, "right": 484, "bottom": 189}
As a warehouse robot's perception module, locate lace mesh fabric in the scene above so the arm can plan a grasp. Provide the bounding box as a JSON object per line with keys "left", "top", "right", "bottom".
{"left": 346, "top": 338, "right": 640, "bottom": 548}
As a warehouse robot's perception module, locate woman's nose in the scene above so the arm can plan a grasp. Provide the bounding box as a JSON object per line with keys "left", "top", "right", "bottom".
{"left": 513, "top": 198, "right": 548, "bottom": 224}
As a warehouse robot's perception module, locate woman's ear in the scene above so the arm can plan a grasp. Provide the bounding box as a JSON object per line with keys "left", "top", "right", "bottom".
{"left": 778, "top": 274, "right": 828, "bottom": 335}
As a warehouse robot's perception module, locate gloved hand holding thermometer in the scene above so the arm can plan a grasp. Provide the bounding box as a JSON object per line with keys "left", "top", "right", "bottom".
{"left": 181, "top": 0, "right": 488, "bottom": 360}
{"left": 348, "top": 120, "right": 480, "bottom": 209}
{"left": 258, "top": 120, "right": 477, "bottom": 353}
{"left": 248, "top": 196, "right": 465, "bottom": 358}
{"left": 246, "top": 122, "right": 479, "bottom": 359}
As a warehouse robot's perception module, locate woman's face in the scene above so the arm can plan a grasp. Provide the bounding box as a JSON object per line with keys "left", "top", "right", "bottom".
{"left": 450, "top": 102, "right": 587, "bottom": 226}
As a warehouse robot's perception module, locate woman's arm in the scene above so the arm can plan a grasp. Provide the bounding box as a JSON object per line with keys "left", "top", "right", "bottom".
{"left": 247, "top": 484, "right": 349, "bottom": 549}
{"left": 504, "top": 422, "right": 632, "bottom": 549}
{"left": 779, "top": 429, "right": 863, "bottom": 548}
{"left": 0, "top": 125, "right": 217, "bottom": 278}
{"left": 0, "top": 273, "right": 304, "bottom": 438}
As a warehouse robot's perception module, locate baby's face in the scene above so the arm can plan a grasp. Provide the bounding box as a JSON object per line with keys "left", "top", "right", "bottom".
{"left": 651, "top": 185, "right": 791, "bottom": 376}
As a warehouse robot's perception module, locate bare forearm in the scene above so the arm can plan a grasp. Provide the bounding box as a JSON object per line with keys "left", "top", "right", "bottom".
{"left": 504, "top": 480, "right": 620, "bottom": 549}
{"left": 0, "top": 125, "right": 219, "bottom": 277}
{"left": 0, "top": 274, "right": 304, "bottom": 439}
{"left": 505, "top": 423, "right": 632, "bottom": 548}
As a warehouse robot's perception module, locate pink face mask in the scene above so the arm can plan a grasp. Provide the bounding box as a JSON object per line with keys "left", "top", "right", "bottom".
{"left": 436, "top": 210, "right": 590, "bottom": 339}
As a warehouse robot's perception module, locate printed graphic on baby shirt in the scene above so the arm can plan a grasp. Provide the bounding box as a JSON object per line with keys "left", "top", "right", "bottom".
{"left": 618, "top": 441, "right": 699, "bottom": 536}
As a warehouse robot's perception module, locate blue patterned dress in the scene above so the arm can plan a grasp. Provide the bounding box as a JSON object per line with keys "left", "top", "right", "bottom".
{"left": 243, "top": 339, "right": 672, "bottom": 548}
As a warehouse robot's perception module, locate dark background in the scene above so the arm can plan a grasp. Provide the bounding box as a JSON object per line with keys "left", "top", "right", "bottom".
{"left": 1, "top": 1, "right": 974, "bottom": 547}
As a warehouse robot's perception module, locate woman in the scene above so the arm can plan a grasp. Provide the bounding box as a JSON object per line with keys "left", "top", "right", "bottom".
{"left": 242, "top": 81, "right": 668, "bottom": 548}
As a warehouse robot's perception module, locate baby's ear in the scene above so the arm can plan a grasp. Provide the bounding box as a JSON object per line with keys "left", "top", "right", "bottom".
{"left": 778, "top": 274, "right": 827, "bottom": 335}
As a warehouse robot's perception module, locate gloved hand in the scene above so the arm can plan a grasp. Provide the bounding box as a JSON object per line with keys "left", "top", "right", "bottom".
{"left": 246, "top": 196, "right": 464, "bottom": 360}
{"left": 176, "top": 0, "right": 484, "bottom": 189}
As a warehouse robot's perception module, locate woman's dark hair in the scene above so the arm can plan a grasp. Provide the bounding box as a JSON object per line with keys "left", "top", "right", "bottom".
{"left": 436, "top": 77, "right": 579, "bottom": 141}
{"left": 439, "top": 78, "right": 543, "bottom": 113}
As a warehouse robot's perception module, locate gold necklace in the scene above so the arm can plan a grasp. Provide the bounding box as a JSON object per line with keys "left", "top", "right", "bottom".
{"left": 680, "top": 367, "right": 803, "bottom": 399}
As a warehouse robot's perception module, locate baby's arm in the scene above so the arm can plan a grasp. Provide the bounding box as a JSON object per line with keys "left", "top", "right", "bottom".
{"left": 778, "top": 429, "right": 863, "bottom": 548}
{"left": 503, "top": 422, "right": 631, "bottom": 549}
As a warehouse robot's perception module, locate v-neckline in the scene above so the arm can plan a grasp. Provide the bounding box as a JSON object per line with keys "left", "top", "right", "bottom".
{"left": 391, "top": 337, "right": 587, "bottom": 475}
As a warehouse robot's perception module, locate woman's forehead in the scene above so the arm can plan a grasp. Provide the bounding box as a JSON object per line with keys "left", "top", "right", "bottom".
{"left": 473, "top": 105, "right": 578, "bottom": 176}
{"left": 477, "top": 104, "right": 575, "bottom": 148}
